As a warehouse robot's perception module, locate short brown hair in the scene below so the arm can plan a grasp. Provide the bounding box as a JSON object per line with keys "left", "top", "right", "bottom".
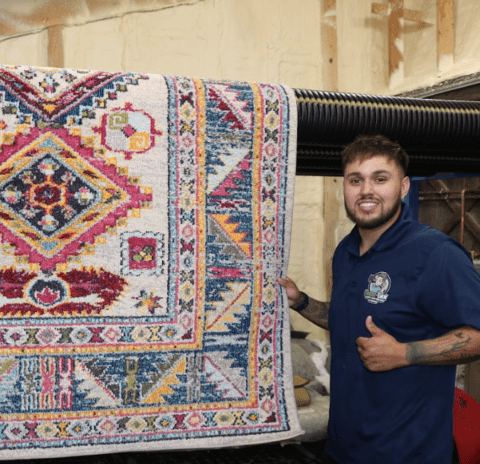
{"left": 341, "top": 135, "right": 409, "bottom": 176}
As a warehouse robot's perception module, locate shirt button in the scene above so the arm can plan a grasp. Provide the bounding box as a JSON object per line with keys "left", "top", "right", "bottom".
{"left": 351, "top": 281, "right": 356, "bottom": 287}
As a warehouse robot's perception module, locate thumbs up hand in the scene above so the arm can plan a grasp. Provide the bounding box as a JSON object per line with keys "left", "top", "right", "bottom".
{"left": 355, "top": 316, "right": 408, "bottom": 372}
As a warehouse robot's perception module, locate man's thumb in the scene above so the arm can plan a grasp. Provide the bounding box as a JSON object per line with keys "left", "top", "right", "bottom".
{"left": 366, "top": 315, "right": 380, "bottom": 335}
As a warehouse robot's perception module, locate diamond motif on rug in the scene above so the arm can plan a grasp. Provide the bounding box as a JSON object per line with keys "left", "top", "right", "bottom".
{"left": 0, "top": 128, "right": 151, "bottom": 270}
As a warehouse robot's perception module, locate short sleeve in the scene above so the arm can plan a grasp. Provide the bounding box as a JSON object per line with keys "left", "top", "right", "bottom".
{"left": 417, "top": 241, "right": 480, "bottom": 331}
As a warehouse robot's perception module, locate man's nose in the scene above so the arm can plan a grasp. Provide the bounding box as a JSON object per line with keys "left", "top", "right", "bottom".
{"left": 360, "top": 180, "right": 374, "bottom": 195}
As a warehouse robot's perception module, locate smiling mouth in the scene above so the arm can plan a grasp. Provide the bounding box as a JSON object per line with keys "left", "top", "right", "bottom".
{"left": 357, "top": 201, "right": 379, "bottom": 211}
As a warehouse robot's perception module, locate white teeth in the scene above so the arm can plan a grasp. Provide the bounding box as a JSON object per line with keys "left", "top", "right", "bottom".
{"left": 360, "top": 202, "right": 376, "bottom": 207}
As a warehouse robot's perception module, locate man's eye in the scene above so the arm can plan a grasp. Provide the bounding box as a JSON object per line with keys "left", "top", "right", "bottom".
{"left": 376, "top": 177, "right": 386, "bottom": 183}
{"left": 350, "top": 179, "right": 361, "bottom": 184}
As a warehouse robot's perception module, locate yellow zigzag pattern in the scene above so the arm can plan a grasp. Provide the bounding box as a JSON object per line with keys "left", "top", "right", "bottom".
{"left": 207, "top": 282, "right": 250, "bottom": 332}
{"left": 143, "top": 356, "right": 187, "bottom": 404}
{"left": 210, "top": 214, "right": 252, "bottom": 258}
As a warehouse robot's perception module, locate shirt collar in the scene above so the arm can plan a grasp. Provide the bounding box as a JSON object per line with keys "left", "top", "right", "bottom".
{"left": 345, "top": 202, "right": 412, "bottom": 257}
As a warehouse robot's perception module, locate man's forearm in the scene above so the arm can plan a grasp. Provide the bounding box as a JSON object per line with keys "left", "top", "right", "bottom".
{"left": 406, "top": 326, "right": 480, "bottom": 366}
{"left": 297, "top": 296, "right": 329, "bottom": 331}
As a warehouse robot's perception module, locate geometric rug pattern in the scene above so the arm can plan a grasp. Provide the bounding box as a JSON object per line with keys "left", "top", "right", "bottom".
{"left": 0, "top": 65, "right": 299, "bottom": 459}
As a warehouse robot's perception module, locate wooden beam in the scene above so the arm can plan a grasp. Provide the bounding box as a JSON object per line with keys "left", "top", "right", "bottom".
{"left": 402, "top": 8, "right": 426, "bottom": 24}
{"left": 372, "top": 1, "right": 431, "bottom": 84}
{"left": 322, "top": 0, "right": 341, "bottom": 301}
{"left": 372, "top": 0, "right": 405, "bottom": 82}
{"left": 437, "top": 0, "right": 454, "bottom": 71}
{"left": 372, "top": 3, "right": 427, "bottom": 25}
{"left": 47, "top": 25, "right": 64, "bottom": 68}
{"left": 323, "top": 177, "right": 339, "bottom": 301}
{"left": 389, "top": 0, "right": 403, "bottom": 80}
{"left": 321, "top": 0, "right": 339, "bottom": 305}
{"left": 372, "top": 3, "right": 389, "bottom": 15}
{"left": 322, "top": 0, "right": 338, "bottom": 92}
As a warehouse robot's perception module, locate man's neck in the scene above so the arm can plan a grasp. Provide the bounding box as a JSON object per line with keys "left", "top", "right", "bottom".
{"left": 359, "top": 229, "right": 384, "bottom": 256}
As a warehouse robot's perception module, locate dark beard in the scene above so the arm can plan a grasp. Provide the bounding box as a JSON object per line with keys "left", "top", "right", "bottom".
{"left": 345, "top": 196, "right": 402, "bottom": 230}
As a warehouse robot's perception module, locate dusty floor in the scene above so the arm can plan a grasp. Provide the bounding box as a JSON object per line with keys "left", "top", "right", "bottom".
{"left": 15, "top": 440, "right": 328, "bottom": 464}
{"left": 13, "top": 439, "right": 462, "bottom": 463}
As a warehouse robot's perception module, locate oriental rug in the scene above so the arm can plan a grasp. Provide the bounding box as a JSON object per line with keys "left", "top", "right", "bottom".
{"left": 0, "top": 65, "right": 300, "bottom": 460}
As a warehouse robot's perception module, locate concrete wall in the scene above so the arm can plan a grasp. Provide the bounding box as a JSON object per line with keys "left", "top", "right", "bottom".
{"left": 1, "top": 0, "right": 480, "bottom": 340}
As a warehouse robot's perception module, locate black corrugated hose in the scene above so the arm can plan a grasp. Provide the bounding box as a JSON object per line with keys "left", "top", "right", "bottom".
{"left": 294, "top": 88, "right": 480, "bottom": 176}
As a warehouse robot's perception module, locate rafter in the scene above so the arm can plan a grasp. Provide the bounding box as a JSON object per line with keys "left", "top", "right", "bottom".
{"left": 372, "top": 1, "right": 432, "bottom": 84}
{"left": 437, "top": 0, "right": 455, "bottom": 71}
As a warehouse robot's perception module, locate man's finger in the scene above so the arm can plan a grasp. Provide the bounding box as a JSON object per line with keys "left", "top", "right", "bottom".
{"left": 356, "top": 337, "right": 369, "bottom": 348}
{"left": 278, "top": 277, "right": 295, "bottom": 289}
{"left": 365, "top": 315, "right": 382, "bottom": 336}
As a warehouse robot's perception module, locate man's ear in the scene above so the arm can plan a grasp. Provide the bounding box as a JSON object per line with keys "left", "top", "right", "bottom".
{"left": 401, "top": 176, "right": 410, "bottom": 200}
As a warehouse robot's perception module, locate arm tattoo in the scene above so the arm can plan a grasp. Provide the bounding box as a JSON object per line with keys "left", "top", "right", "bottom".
{"left": 299, "top": 298, "right": 329, "bottom": 330}
{"left": 406, "top": 330, "right": 474, "bottom": 366}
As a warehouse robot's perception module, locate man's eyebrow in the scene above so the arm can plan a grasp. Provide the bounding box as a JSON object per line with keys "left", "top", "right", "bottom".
{"left": 345, "top": 169, "right": 391, "bottom": 178}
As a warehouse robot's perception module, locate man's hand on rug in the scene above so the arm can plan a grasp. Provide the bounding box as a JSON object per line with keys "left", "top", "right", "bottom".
{"left": 278, "top": 277, "right": 303, "bottom": 308}
{"left": 356, "top": 316, "right": 408, "bottom": 372}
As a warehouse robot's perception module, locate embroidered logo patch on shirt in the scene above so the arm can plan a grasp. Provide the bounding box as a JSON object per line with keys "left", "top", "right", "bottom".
{"left": 364, "top": 271, "right": 391, "bottom": 304}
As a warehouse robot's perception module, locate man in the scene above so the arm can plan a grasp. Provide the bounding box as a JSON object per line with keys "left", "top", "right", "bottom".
{"left": 279, "top": 134, "right": 480, "bottom": 464}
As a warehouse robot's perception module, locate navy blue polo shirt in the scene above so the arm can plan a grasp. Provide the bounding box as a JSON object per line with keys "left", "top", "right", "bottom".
{"left": 325, "top": 204, "right": 480, "bottom": 464}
